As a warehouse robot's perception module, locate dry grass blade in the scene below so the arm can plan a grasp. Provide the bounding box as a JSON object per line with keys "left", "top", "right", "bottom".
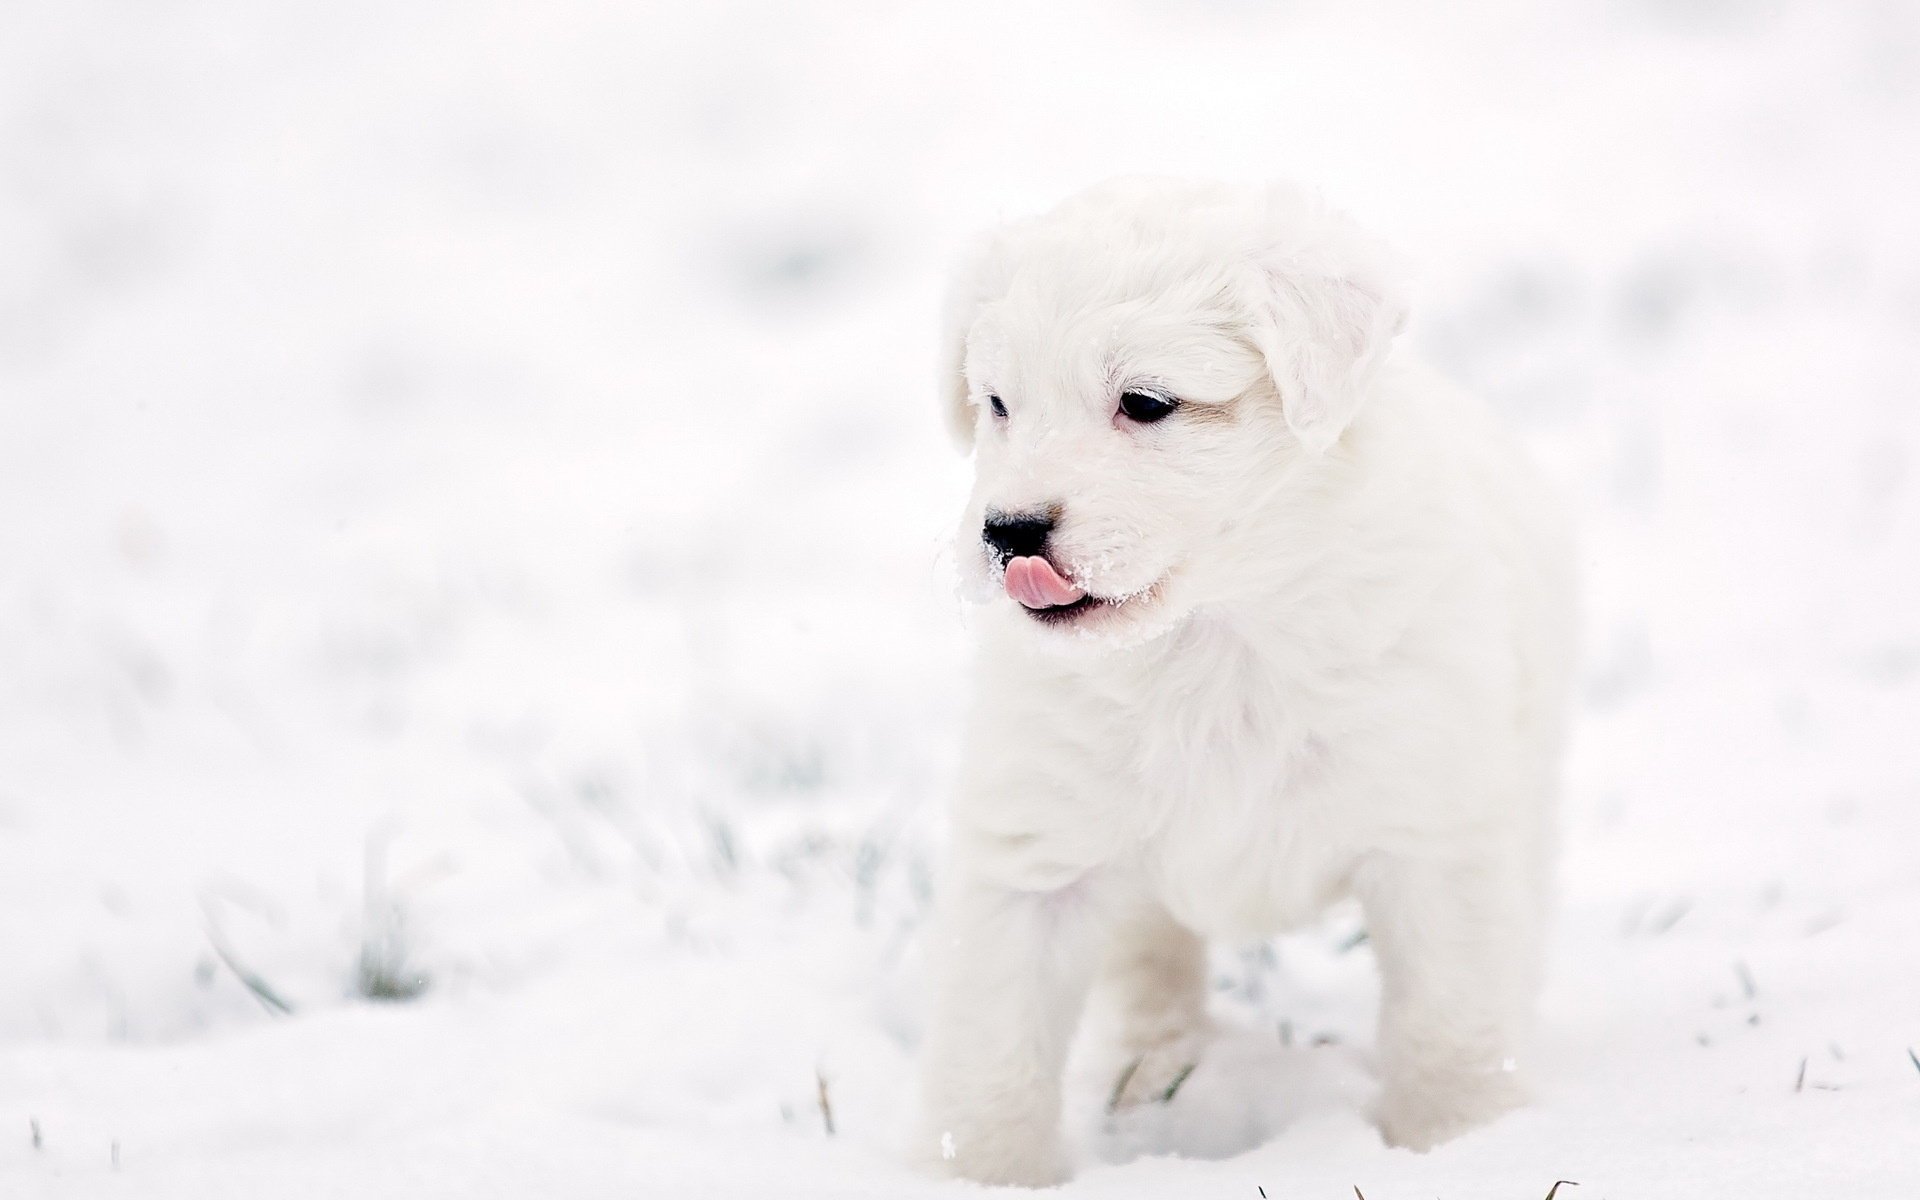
{"left": 1795, "top": 1057, "right": 1807, "bottom": 1092}
{"left": 1544, "top": 1181, "right": 1580, "bottom": 1200}
{"left": 205, "top": 931, "right": 293, "bottom": 1016}
{"left": 1647, "top": 898, "right": 1691, "bottom": 935}
{"left": 1106, "top": 1056, "right": 1144, "bottom": 1114}
{"left": 815, "top": 1070, "right": 835, "bottom": 1137}
{"left": 1160, "top": 1063, "right": 1197, "bottom": 1104}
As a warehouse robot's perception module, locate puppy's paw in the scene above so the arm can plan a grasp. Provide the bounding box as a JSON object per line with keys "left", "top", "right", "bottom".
{"left": 1375, "top": 1064, "right": 1526, "bottom": 1152}
{"left": 1105, "top": 1027, "right": 1210, "bottom": 1112}
{"left": 919, "top": 1125, "right": 1073, "bottom": 1188}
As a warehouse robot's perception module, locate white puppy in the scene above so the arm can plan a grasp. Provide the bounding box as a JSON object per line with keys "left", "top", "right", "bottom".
{"left": 917, "top": 178, "right": 1576, "bottom": 1187}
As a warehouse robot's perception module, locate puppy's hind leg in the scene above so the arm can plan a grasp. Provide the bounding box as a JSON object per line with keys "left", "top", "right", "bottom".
{"left": 1356, "top": 837, "right": 1543, "bottom": 1151}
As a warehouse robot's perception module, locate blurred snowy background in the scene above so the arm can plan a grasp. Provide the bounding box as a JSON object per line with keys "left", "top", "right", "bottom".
{"left": 2, "top": 1, "right": 1917, "bottom": 1196}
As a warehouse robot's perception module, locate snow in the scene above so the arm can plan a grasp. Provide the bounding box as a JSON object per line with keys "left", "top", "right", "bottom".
{"left": 3, "top": 0, "right": 1918, "bottom": 1195}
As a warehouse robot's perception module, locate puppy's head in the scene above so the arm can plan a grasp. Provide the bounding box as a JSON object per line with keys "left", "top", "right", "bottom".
{"left": 942, "top": 178, "right": 1407, "bottom": 648}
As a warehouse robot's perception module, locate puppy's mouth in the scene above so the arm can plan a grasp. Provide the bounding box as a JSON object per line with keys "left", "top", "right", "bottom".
{"left": 1002, "top": 555, "right": 1111, "bottom": 623}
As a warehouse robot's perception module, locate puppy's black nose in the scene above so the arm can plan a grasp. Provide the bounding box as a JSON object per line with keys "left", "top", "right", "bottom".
{"left": 982, "top": 511, "right": 1054, "bottom": 566}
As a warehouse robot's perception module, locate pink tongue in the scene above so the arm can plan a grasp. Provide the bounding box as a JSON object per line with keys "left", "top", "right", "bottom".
{"left": 1004, "top": 556, "right": 1088, "bottom": 610}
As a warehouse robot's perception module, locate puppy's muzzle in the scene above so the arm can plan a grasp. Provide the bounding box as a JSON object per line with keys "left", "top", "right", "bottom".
{"left": 982, "top": 509, "right": 1057, "bottom": 568}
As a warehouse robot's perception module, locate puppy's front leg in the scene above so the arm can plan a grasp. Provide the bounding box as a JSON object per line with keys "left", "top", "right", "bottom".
{"left": 1356, "top": 843, "right": 1543, "bottom": 1151}
{"left": 918, "top": 855, "right": 1106, "bottom": 1187}
{"left": 1098, "top": 899, "right": 1211, "bottom": 1108}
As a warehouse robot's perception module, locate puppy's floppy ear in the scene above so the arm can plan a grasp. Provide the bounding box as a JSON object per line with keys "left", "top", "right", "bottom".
{"left": 1245, "top": 193, "right": 1409, "bottom": 455}
{"left": 936, "top": 233, "right": 1013, "bottom": 451}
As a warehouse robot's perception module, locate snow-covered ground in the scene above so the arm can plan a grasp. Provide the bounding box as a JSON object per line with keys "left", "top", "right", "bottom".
{"left": 3, "top": 1, "right": 1917, "bottom": 1195}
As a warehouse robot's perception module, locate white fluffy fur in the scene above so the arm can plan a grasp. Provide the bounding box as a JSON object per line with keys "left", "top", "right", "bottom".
{"left": 917, "top": 178, "right": 1577, "bottom": 1186}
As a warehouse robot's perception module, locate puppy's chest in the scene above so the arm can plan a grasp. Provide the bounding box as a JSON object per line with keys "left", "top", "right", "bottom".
{"left": 1115, "top": 642, "right": 1354, "bottom": 938}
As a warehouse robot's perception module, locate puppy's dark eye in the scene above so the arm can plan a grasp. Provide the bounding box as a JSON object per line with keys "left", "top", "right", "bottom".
{"left": 988, "top": 394, "right": 1008, "bottom": 419}
{"left": 1119, "top": 390, "right": 1179, "bottom": 423}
